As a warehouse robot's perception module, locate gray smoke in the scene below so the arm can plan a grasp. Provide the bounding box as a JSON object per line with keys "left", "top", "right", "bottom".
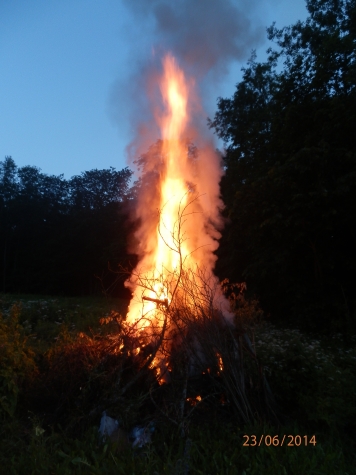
{"left": 122, "top": 0, "right": 264, "bottom": 78}
{"left": 110, "top": 0, "right": 269, "bottom": 165}
{"left": 112, "top": 0, "right": 268, "bottom": 319}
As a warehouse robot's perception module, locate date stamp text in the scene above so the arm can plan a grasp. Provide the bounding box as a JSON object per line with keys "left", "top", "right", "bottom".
{"left": 243, "top": 435, "right": 317, "bottom": 447}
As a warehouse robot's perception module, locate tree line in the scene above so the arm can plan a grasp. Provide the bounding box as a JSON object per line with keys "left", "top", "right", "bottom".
{"left": 0, "top": 156, "right": 135, "bottom": 297}
{"left": 1, "top": 0, "right": 355, "bottom": 332}
{"left": 210, "top": 0, "right": 356, "bottom": 332}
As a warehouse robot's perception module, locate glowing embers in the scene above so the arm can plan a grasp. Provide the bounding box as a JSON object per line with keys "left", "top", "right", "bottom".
{"left": 216, "top": 352, "right": 224, "bottom": 373}
{"left": 186, "top": 395, "right": 202, "bottom": 407}
{"left": 149, "top": 356, "right": 170, "bottom": 386}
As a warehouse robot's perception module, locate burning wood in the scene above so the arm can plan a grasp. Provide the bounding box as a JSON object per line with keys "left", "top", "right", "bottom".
{"left": 186, "top": 395, "right": 202, "bottom": 407}
{"left": 118, "top": 52, "right": 277, "bottom": 425}
{"left": 142, "top": 296, "right": 168, "bottom": 309}
{"left": 124, "top": 52, "right": 228, "bottom": 335}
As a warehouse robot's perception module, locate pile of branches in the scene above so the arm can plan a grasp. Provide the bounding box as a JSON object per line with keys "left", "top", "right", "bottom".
{"left": 117, "top": 198, "right": 279, "bottom": 431}
{"left": 21, "top": 199, "right": 278, "bottom": 436}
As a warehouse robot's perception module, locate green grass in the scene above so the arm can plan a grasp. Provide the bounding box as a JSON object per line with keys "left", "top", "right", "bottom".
{"left": 0, "top": 293, "right": 355, "bottom": 474}
{"left": 0, "top": 417, "right": 354, "bottom": 474}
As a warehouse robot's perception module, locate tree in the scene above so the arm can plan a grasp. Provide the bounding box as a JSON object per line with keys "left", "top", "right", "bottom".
{"left": 69, "top": 167, "right": 132, "bottom": 210}
{"left": 211, "top": 0, "right": 356, "bottom": 331}
{"left": 0, "top": 157, "right": 20, "bottom": 291}
{"left": 0, "top": 158, "right": 134, "bottom": 297}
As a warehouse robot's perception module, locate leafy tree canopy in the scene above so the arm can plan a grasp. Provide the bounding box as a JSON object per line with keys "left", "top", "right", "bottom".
{"left": 211, "top": 0, "right": 356, "bottom": 332}
{"left": 0, "top": 157, "right": 134, "bottom": 297}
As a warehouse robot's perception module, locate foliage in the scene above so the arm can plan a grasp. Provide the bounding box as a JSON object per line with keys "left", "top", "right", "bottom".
{"left": 0, "top": 293, "right": 128, "bottom": 351}
{"left": 211, "top": 0, "right": 356, "bottom": 332}
{"left": 0, "top": 157, "right": 134, "bottom": 297}
{"left": 0, "top": 304, "right": 36, "bottom": 418}
{"left": 255, "top": 324, "right": 356, "bottom": 433}
{"left": 0, "top": 295, "right": 354, "bottom": 473}
{"left": 0, "top": 409, "right": 354, "bottom": 474}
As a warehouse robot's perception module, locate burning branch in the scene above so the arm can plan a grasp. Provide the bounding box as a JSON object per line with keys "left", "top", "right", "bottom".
{"left": 142, "top": 296, "right": 169, "bottom": 308}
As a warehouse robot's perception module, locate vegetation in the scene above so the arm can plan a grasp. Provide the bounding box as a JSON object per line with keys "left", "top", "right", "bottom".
{"left": 0, "top": 158, "right": 135, "bottom": 297}
{"left": 0, "top": 295, "right": 355, "bottom": 474}
{"left": 211, "top": 0, "right": 356, "bottom": 333}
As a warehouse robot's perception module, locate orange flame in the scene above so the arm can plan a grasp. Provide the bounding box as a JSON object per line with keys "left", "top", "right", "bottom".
{"left": 125, "top": 53, "right": 228, "bottom": 332}
{"left": 216, "top": 352, "right": 224, "bottom": 372}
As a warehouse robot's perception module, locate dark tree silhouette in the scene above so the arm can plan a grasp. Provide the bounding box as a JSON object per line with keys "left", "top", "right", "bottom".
{"left": 0, "top": 157, "right": 135, "bottom": 297}
{"left": 211, "top": 0, "right": 356, "bottom": 332}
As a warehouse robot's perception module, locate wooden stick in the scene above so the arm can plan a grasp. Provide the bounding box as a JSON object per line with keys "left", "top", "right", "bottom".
{"left": 143, "top": 296, "right": 169, "bottom": 308}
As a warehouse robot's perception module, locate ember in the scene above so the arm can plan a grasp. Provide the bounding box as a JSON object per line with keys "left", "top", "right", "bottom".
{"left": 186, "top": 395, "right": 202, "bottom": 407}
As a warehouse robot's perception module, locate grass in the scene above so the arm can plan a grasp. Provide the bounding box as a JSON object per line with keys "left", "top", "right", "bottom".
{"left": 0, "top": 293, "right": 129, "bottom": 350}
{"left": 0, "top": 293, "right": 355, "bottom": 474}
{"left": 0, "top": 417, "right": 353, "bottom": 474}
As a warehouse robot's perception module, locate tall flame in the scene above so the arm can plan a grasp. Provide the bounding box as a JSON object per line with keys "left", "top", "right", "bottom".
{"left": 126, "top": 53, "right": 227, "bottom": 329}
{"left": 154, "top": 54, "right": 190, "bottom": 281}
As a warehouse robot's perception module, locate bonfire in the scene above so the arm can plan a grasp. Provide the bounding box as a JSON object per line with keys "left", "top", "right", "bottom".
{"left": 115, "top": 53, "right": 276, "bottom": 427}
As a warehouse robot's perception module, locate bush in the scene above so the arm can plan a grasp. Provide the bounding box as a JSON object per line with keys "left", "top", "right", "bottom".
{"left": 0, "top": 304, "right": 37, "bottom": 418}
{"left": 255, "top": 324, "right": 356, "bottom": 433}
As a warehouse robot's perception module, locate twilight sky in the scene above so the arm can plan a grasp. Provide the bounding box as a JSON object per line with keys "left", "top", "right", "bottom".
{"left": 1, "top": 0, "right": 308, "bottom": 179}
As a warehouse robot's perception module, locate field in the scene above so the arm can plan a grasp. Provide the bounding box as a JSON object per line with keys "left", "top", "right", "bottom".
{"left": 1, "top": 293, "right": 355, "bottom": 474}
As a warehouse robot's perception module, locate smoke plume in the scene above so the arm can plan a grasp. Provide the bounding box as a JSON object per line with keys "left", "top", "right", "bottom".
{"left": 123, "top": 0, "right": 264, "bottom": 78}
{"left": 113, "top": 0, "right": 267, "bottom": 322}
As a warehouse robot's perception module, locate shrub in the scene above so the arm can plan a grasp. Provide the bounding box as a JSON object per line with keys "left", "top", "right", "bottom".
{"left": 255, "top": 324, "right": 356, "bottom": 433}
{"left": 0, "top": 304, "right": 37, "bottom": 418}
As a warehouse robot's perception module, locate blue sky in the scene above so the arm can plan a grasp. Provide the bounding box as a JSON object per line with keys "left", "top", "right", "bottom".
{"left": 1, "top": 0, "right": 308, "bottom": 179}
